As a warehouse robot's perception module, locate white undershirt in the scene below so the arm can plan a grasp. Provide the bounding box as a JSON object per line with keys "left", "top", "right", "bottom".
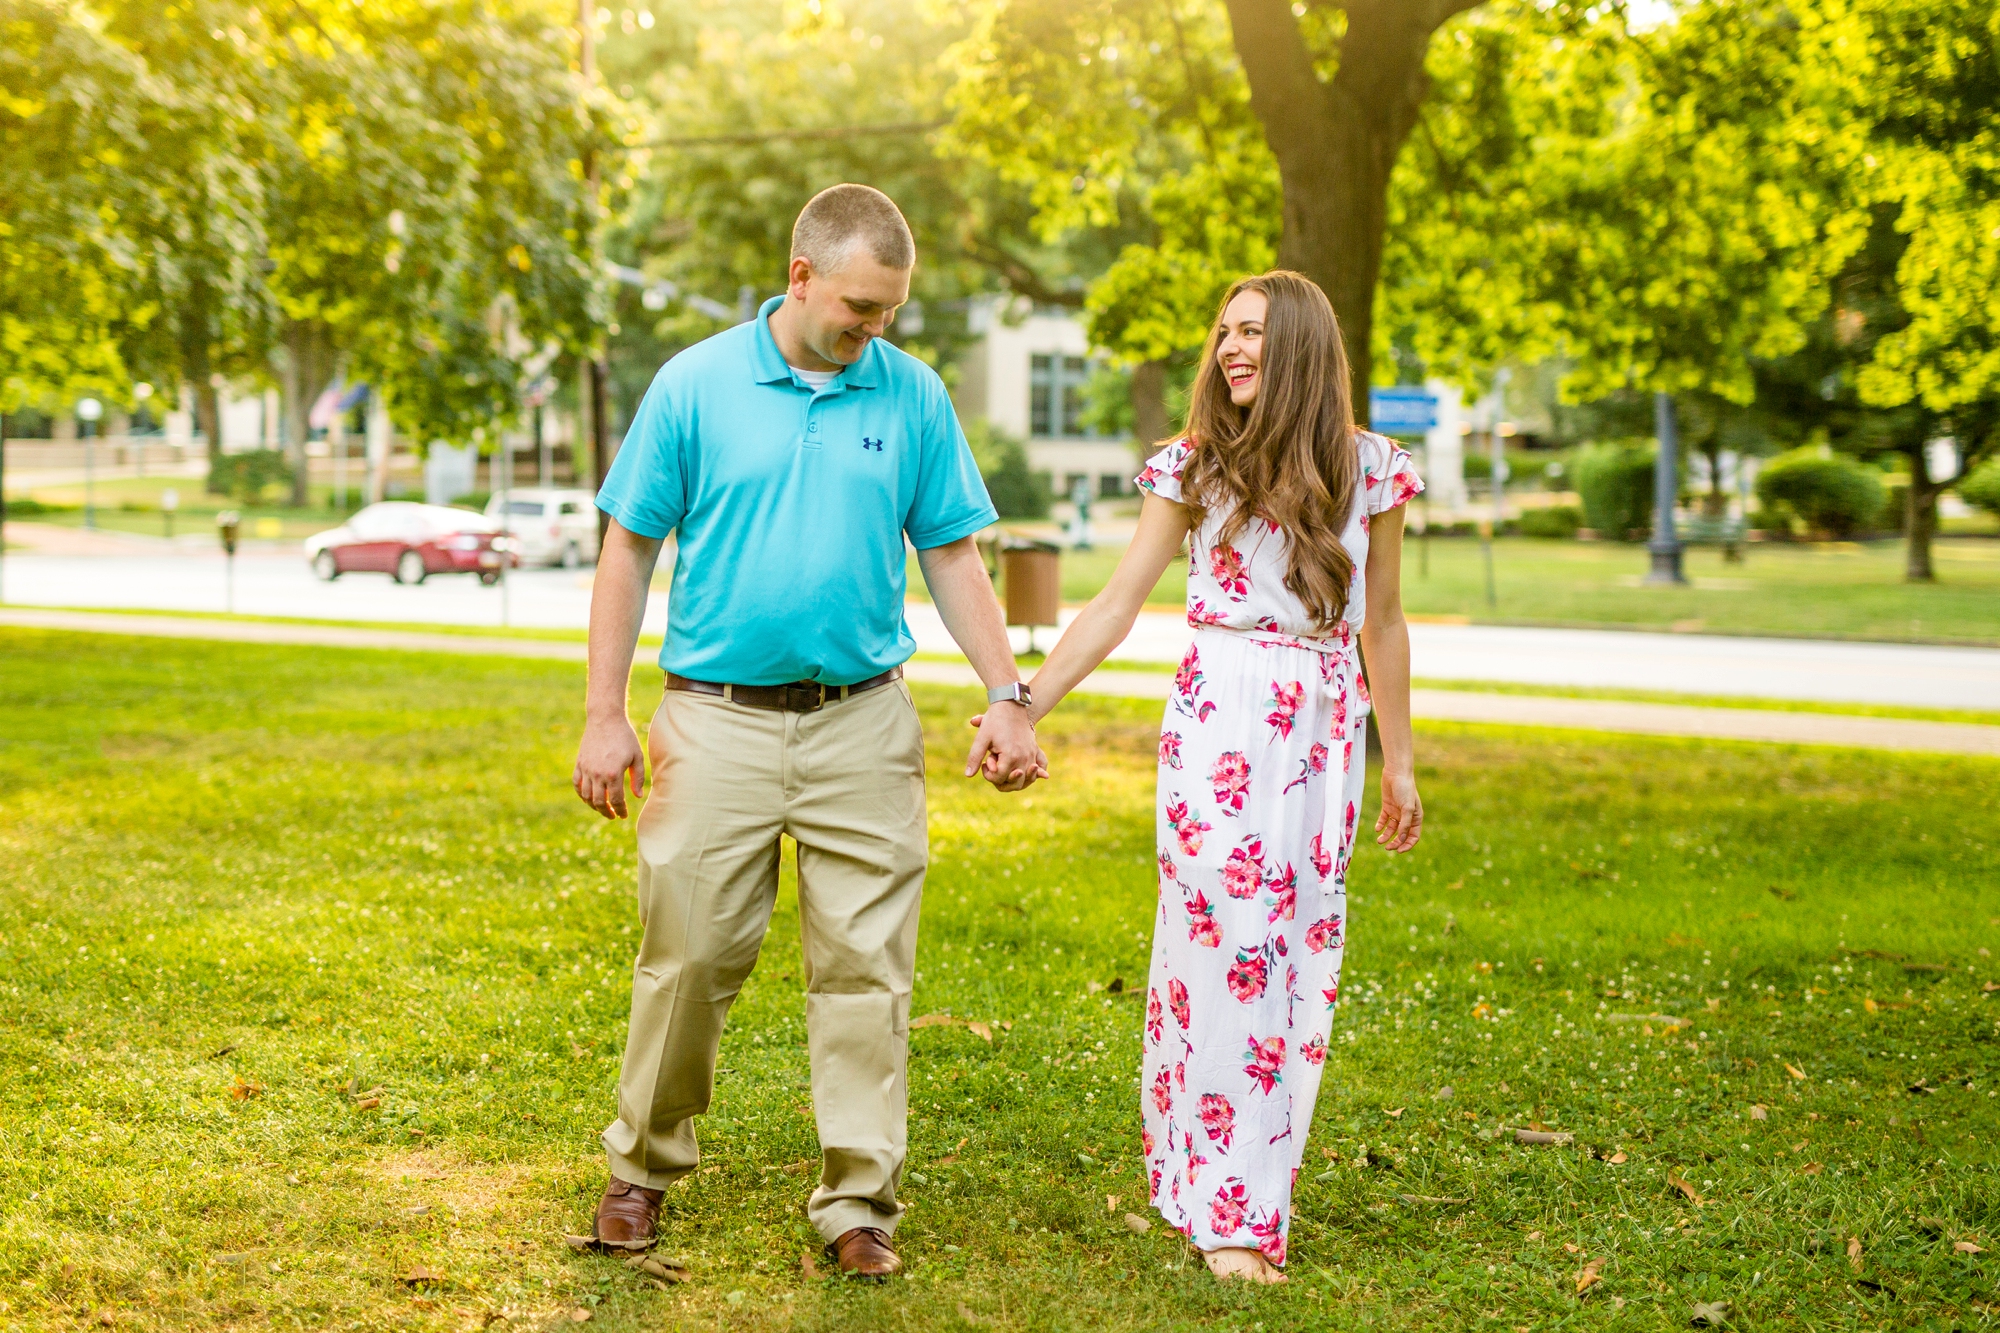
{"left": 790, "top": 365, "right": 839, "bottom": 391}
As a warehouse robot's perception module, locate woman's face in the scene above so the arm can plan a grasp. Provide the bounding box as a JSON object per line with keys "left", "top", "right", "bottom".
{"left": 1216, "top": 289, "right": 1267, "bottom": 407}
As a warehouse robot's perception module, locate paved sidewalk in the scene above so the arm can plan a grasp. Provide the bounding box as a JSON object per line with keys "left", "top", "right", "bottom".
{"left": 6, "top": 607, "right": 1997, "bottom": 758}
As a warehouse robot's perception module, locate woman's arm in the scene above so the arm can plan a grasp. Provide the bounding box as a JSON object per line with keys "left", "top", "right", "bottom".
{"left": 1357, "top": 505, "right": 1423, "bottom": 852}
{"left": 1025, "top": 494, "right": 1192, "bottom": 725}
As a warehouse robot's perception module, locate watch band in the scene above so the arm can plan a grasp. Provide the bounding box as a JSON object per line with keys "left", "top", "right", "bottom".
{"left": 987, "top": 682, "right": 1033, "bottom": 707}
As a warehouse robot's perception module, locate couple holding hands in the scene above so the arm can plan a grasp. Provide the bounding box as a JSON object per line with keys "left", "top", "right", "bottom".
{"left": 572, "top": 185, "right": 1425, "bottom": 1284}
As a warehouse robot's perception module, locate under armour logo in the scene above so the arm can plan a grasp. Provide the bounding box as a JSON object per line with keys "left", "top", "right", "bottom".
{"left": 861, "top": 437, "right": 884, "bottom": 452}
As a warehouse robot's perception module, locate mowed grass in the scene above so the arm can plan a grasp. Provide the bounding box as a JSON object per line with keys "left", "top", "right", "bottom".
{"left": 912, "top": 533, "right": 2000, "bottom": 645}
{"left": 1, "top": 630, "right": 1997, "bottom": 1332}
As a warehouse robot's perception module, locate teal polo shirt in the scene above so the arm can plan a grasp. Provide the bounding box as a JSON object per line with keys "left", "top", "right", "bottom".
{"left": 596, "top": 296, "right": 997, "bottom": 686}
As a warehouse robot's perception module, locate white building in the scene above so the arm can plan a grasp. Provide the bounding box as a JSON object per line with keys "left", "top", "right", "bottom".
{"left": 951, "top": 296, "right": 1139, "bottom": 499}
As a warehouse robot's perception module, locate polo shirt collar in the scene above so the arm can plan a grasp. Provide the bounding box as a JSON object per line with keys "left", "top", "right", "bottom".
{"left": 751, "top": 294, "right": 884, "bottom": 391}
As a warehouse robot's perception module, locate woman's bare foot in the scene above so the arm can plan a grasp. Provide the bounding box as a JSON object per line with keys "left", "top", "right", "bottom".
{"left": 1201, "top": 1246, "right": 1287, "bottom": 1284}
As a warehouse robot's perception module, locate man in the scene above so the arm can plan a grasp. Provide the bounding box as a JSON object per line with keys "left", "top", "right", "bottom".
{"left": 572, "top": 184, "right": 1043, "bottom": 1279}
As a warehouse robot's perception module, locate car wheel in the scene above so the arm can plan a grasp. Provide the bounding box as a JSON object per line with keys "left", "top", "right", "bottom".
{"left": 478, "top": 569, "right": 500, "bottom": 586}
{"left": 312, "top": 550, "right": 340, "bottom": 581}
{"left": 394, "top": 550, "right": 428, "bottom": 585}
{"left": 561, "top": 541, "right": 582, "bottom": 569}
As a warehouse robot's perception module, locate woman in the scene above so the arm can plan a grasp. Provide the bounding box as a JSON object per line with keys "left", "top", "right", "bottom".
{"left": 1010, "top": 271, "right": 1425, "bottom": 1283}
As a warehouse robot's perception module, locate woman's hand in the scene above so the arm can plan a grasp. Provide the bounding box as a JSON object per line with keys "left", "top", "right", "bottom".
{"left": 1375, "top": 770, "right": 1423, "bottom": 853}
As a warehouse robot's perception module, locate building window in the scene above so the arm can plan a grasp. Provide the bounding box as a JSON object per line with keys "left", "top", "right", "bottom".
{"left": 1030, "top": 354, "right": 1098, "bottom": 437}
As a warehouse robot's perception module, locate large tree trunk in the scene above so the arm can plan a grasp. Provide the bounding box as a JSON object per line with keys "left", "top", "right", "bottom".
{"left": 280, "top": 320, "right": 335, "bottom": 508}
{"left": 1130, "top": 358, "right": 1172, "bottom": 447}
{"left": 1904, "top": 439, "right": 1939, "bottom": 583}
{"left": 1223, "top": 0, "right": 1478, "bottom": 425}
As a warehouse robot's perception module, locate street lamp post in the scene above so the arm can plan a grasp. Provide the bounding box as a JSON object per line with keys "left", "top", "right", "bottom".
{"left": 1646, "top": 390, "right": 1688, "bottom": 585}
{"left": 77, "top": 397, "right": 104, "bottom": 529}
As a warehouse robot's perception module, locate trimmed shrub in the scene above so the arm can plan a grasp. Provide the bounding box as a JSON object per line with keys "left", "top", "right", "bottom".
{"left": 964, "top": 419, "right": 1051, "bottom": 520}
{"left": 1517, "top": 504, "right": 1582, "bottom": 540}
{"left": 1958, "top": 455, "right": 2000, "bottom": 519}
{"left": 2, "top": 496, "right": 76, "bottom": 516}
{"left": 1574, "top": 441, "right": 1656, "bottom": 539}
{"left": 208, "top": 449, "right": 295, "bottom": 505}
{"left": 1754, "top": 448, "right": 1883, "bottom": 538}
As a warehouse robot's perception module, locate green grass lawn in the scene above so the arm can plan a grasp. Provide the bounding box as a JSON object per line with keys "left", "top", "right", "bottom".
{"left": 913, "top": 533, "right": 2000, "bottom": 645}
{"left": 3, "top": 630, "right": 1997, "bottom": 1332}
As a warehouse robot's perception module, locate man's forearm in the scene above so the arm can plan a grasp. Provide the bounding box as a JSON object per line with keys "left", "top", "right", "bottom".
{"left": 919, "top": 538, "right": 1021, "bottom": 689}
{"left": 587, "top": 526, "right": 664, "bottom": 720}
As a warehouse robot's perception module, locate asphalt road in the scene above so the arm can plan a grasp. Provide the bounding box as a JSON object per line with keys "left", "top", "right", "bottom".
{"left": 3, "top": 543, "right": 1998, "bottom": 712}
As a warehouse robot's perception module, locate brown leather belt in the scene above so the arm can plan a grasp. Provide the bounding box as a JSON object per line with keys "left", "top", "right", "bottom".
{"left": 665, "top": 666, "right": 902, "bottom": 712}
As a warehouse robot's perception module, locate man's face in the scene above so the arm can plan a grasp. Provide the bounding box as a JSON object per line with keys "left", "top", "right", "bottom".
{"left": 786, "top": 249, "right": 912, "bottom": 367}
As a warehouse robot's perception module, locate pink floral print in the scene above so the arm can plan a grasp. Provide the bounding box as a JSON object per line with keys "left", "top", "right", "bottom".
{"left": 1220, "top": 838, "right": 1267, "bottom": 899}
{"left": 1226, "top": 945, "right": 1269, "bottom": 1002}
{"left": 1135, "top": 430, "right": 1420, "bottom": 1267}
{"left": 1199, "top": 1094, "right": 1236, "bottom": 1151}
{"left": 1265, "top": 680, "right": 1305, "bottom": 739}
{"left": 1210, "top": 751, "right": 1251, "bottom": 813}
{"left": 1210, "top": 545, "right": 1252, "bottom": 598}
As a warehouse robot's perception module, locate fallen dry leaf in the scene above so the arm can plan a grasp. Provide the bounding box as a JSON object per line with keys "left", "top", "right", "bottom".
{"left": 355, "top": 1097, "right": 381, "bottom": 1111}
{"left": 568, "top": 1310, "right": 590, "bottom": 1324}
{"left": 230, "top": 1076, "right": 265, "bottom": 1100}
{"left": 1563, "top": 1242, "right": 1581, "bottom": 1255}
{"left": 1608, "top": 1152, "right": 1628, "bottom": 1165}
{"left": 562, "top": 1235, "right": 594, "bottom": 1252}
{"left": 1689, "top": 1299, "right": 1731, "bottom": 1326}
{"left": 1526, "top": 1230, "right": 1543, "bottom": 1241}
{"left": 1863, "top": 997, "right": 1879, "bottom": 1013}
{"left": 1386, "top": 1108, "right": 1405, "bottom": 1119}
{"left": 1124, "top": 1213, "right": 1151, "bottom": 1234}
{"left": 1667, "top": 1170, "right": 1704, "bottom": 1205}
{"left": 95, "top": 1312, "right": 115, "bottom": 1327}
{"left": 1106, "top": 1194, "right": 1119, "bottom": 1212}
{"left": 624, "top": 1256, "right": 686, "bottom": 1283}
{"left": 1515, "top": 1128, "right": 1574, "bottom": 1146}
{"left": 800, "top": 1251, "right": 822, "bottom": 1279}
{"left": 1750, "top": 1105, "right": 1768, "bottom": 1121}
{"left": 1847, "top": 1236, "right": 1864, "bottom": 1271}
{"left": 1785, "top": 1063, "right": 1807, "bottom": 1080}
{"left": 1575, "top": 1257, "right": 1605, "bottom": 1294}
{"left": 1800, "top": 1162, "right": 1824, "bottom": 1175}
{"left": 1955, "top": 1241, "right": 1985, "bottom": 1255}
{"left": 402, "top": 1266, "right": 445, "bottom": 1286}
{"left": 911, "top": 1013, "right": 994, "bottom": 1042}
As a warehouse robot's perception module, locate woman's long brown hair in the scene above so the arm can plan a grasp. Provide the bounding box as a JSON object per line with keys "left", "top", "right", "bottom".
{"left": 1176, "top": 270, "right": 1359, "bottom": 632}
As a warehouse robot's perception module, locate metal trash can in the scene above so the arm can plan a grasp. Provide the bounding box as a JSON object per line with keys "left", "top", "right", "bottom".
{"left": 1000, "top": 538, "right": 1061, "bottom": 652}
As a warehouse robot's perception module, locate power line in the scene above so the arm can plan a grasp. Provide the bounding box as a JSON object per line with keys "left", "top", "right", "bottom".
{"left": 623, "top": 119, "right": 949, "bottom": 150}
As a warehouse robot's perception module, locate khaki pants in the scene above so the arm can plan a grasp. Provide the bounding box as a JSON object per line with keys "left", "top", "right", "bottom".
{"left": 601, "top": 680, "right": 928, "bottom": 1242}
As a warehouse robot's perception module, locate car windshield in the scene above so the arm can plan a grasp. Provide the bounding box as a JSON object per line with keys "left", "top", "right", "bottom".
{"left": 505, "top": 501, "right": 544, "bottom": 516}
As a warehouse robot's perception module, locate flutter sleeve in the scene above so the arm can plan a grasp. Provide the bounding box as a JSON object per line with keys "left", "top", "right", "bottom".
{"left": 1135, "top": 438, "right": 1193, "bottom": 503}
{"left": 1361, "top": 430, "right": 1425, "bottom": 515}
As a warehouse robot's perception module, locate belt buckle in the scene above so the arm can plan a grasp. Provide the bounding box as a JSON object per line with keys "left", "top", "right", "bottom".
{"left": 784, "top": 681, "right": 826, "bottom": 712}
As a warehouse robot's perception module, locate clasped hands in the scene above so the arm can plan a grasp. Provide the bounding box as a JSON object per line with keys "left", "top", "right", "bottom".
{"left": 963, "top": 702, "right": 1047, "bottom": 793}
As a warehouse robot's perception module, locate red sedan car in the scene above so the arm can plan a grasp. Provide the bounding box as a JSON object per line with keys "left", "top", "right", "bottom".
{"left": 304, "top": 502, "right": 516, "bottom": 585}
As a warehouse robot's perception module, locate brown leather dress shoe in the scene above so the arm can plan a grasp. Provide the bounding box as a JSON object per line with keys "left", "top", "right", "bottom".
{"left": 829, "top": 1227, "right": 903, "bottom": 1280}
{"left": 593, "top": 1177, "right": 663, "bottom": 1251}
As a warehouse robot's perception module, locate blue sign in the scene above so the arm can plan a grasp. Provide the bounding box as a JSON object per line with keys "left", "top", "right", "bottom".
{"left": 1370, "top": 387, "right": 1439, "bottom": 434}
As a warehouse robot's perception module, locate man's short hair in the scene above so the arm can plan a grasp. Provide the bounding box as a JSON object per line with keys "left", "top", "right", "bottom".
{"left": 790, "top": 184, "right": 915, "bottom": 275}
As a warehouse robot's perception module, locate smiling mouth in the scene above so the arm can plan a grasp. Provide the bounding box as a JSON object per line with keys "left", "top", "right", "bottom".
{"left": 1227, "top": 365, "right": 1257, "bottom": 387}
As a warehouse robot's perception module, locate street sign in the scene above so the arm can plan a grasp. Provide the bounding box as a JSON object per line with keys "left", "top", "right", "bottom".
{"left": 1369, "top": 387, "right": 1438, "bottom": 433}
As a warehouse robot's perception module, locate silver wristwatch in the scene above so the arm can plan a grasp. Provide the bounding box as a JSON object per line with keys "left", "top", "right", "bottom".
{"left": 987, "top": 682, "right": 1034, "bottom": 708}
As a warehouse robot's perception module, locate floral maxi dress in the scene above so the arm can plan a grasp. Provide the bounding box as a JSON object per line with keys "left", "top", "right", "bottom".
{"left": 1135, "top": 431, "right": 1422, "bottom": 1265}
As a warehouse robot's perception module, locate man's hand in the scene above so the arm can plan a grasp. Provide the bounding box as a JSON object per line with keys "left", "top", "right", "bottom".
{"left": 575, "top": 715, "right": 647, "bottom": 819}
{"left": 965, "top": 707, "right": 1048, "bottom": 792}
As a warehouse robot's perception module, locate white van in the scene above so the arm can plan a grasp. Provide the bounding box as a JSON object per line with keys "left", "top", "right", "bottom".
{"left": 484, "top": 488, "right": 601, "bottom": 568}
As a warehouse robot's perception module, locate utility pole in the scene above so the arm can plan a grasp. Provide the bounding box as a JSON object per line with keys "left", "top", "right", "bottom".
{"left": 580, "top": 0, "right": 612, "bottom": 533}
{"left": 1646, "top": 390, "right": 1688, "bottom": 585}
